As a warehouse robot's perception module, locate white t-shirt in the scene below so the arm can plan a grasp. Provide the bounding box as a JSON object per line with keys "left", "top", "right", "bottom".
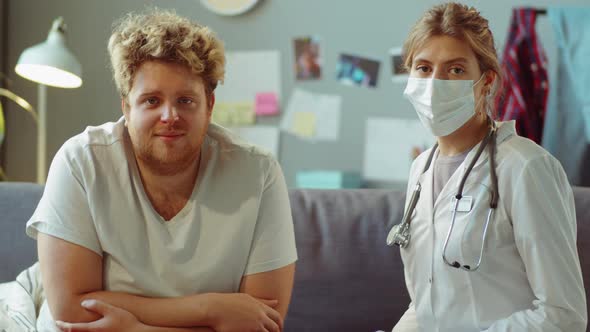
{"left": 26, "top": 117, "right": 297, "bottom": 314}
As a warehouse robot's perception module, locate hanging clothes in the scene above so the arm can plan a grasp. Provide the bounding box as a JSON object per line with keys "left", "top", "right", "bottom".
{"left": 542, "top": 7, "right": 590, "bottom": 186}
{"left": 496, "top": 8, "right": 548, "bottom": 144}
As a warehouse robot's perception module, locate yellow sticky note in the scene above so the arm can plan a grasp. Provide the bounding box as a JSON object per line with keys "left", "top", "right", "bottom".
{"left": 212, "top": 102, "right": 255, "bottom": 126}
{"left": 233, "top": 102, "right": 256, "bottom": 125}
{"left": 212, "top": 103, "right": 233, "bottom": 125}
{"left": 292, "top": 111, "right": 316, "bottom": 138}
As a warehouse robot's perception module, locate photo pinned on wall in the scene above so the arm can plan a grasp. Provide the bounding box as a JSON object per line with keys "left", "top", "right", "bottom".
{"left": 293, "top": 36, "right": 322, "bottom": 80}
{"left": 389, "top": 47, "right": 408, "bottom": 83}
{"left": 336, "top": 53, "right": 380, "bottom": 88}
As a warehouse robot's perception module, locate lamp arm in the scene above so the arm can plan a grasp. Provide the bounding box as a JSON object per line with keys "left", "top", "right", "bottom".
{"left": 0, "top": 87, "right": 38, "bottom": 123}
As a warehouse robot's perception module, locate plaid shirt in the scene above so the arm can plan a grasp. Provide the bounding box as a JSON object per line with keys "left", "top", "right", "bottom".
{"left": 496, "top": 8, "right": 548, "bottom": 144}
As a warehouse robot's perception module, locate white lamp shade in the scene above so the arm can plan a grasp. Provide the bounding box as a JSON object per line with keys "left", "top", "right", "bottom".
{"left": 15, "top": 18, "right": 82, "bottom": 89}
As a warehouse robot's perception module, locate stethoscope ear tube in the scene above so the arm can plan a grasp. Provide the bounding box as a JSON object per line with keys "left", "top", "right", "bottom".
{"left": 455, "top": 124, "right": 494, "bottom": 200}
{"left": 387, "top": 121, "right": 500, "bottom": 271}
{"left": 489, "top": 126, "right": 499, "bottom": 208}
{"left": 442, "top": 121, "right": 500, "bottom": 271}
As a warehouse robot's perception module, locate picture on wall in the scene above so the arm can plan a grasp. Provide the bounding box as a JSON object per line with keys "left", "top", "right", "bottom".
{"left": 336, "top": 53, "right": 380, "bottom": 88}
{"left": 293, "top": 36, "right": 322, "bottom": 80}
{"left": 389, "top": 47, "right": 408, "bottom": 83}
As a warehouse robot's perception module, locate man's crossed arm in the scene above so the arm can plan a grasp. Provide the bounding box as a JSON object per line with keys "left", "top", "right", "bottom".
{"left": 38, "top": 233, "right": 295, "bottom": 332}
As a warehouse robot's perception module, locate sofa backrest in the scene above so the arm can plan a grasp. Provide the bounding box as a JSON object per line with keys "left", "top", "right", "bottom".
{"left": 1, "top": 183, "right": 589, "bottom": 331}
{"left": 286, "top": 186, "right": 590, "bottom": 332}
{"left": 574, "top": 186, "right": 590, "bottom": 332}
{"left": 0, "top": 182, "right": 42, "bottom": 282}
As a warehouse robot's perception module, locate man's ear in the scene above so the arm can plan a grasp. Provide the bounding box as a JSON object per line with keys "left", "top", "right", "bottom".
{"left": 208, "top": 93, "right": 215, "bottom": 116}
{"left": 121, "top": 99, "right": 130, "bottom": 126}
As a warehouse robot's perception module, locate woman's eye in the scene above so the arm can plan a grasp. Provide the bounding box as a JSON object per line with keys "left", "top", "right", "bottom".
{"left": 416, "top": 66, "right": 430, "bottom": 73}
{"left": 450, "top": 67, "right": 465, "bottom": 75}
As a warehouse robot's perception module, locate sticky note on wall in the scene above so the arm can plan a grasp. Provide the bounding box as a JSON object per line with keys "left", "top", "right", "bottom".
{"left": 292, "top": 112, "right": 316, "bottom": 138}
{"left": 212, "top": 102, "right": 255, "bottom": 126}
{"left": 255, "top": 92, "right": 279, "bottom": 116}
{"left": 233, "top": 103, "right": 256, "bottom": 124}
{"left": 280, "top": 88, "right": 341, "bottom": 141}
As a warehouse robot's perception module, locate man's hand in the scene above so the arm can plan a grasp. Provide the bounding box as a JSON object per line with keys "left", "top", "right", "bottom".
{"left": 206, "top": 293, "right": 283, "bottom": 332}
{"left": 55, "top": 299, "right": 143, "bottom": 332}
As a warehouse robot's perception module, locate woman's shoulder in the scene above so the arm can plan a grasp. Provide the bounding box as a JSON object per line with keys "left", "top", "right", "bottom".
{"left": 495, "top": 121, "right": 557, "bottom": 167}
{"left": 500, "top": 136, "right": 556, "bottom": 165}
{"left": 496, "top": 129, "right": 565, "bottom": 182}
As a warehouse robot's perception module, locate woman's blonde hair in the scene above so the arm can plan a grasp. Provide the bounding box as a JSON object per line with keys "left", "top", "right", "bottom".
{"left": 108, "top": 9, "right": 225, "bottom": 101}
{"left": 403, "top": 2, "right": 502, "bottom": 115}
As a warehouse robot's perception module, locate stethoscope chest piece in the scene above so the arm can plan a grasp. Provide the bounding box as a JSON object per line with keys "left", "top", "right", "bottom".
{"left": 387, "top": 222, "right": 410, "bottom": 248}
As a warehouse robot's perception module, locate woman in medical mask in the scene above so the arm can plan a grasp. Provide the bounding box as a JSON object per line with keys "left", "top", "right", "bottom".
{"left": 391, "top": 3, "right": 587, "bottom": 332}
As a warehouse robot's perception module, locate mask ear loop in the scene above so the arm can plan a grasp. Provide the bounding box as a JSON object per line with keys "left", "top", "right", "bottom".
{"left": 473, "top": 73, "right": 487, "bottom": 87}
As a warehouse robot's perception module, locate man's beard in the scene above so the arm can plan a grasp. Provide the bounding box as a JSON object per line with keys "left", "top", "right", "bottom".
{"left": 130, "top": 131, "right": 203, "bottom": 176}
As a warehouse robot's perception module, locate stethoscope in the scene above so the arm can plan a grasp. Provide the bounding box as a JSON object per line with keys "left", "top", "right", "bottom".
{"left": 386, "top": 121, "right": 499, "bottom": 272}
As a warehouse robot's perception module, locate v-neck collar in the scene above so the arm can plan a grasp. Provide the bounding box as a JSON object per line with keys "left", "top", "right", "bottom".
{"left": 125, "top": 131, "right": 210, "bottom": 225}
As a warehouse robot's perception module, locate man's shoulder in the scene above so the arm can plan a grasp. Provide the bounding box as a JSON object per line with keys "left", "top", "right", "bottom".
{"left": 206, "top": 122, "right": 275, "bottom": 162}
{"left": 203, "top": 123, "right": 282, "bottom": 190}
{"left": 68, "top": 117, "right": 126, "bottom": 149}
{"left": 59, "top": 117, "right": 127, "bottom": 166}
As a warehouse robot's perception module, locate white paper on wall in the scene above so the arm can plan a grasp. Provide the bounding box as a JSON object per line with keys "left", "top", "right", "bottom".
{"left": 280, "top": 88, "right": 341, "bottom": 141}
{"left": 215, "top": 50, "right": 281, "bottom": 104}
{"left": 363, "top": 117, "right": 435, "bottom": 182}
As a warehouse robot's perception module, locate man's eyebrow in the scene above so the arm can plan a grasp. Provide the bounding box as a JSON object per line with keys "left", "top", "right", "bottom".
{"left": 136, "top": 91, "right": 161, "bottom": 98}
{"left": 176, "top": 90, "right": 200, "bottom": 96}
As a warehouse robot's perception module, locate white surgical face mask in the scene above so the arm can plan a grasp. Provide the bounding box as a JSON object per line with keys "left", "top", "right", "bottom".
{"left": 403, "top": 76, "right": 484, "bottom": 137}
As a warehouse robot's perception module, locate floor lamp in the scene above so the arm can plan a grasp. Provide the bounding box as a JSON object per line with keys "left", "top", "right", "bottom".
{"left": 14, "top": 17, "right": 82, "bottom": 184}
{"left": 0, "top": 88, "right": 37, "bottom": 180}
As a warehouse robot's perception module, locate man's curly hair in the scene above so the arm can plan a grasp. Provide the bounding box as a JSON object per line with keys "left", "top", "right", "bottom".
{"left": 108, "top": 9, "right": 225, "bottom": 100}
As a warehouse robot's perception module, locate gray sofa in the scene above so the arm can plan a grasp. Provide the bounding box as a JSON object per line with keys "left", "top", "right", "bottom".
{"left": 1, "top": 182, "right": 589, "bottom": 332}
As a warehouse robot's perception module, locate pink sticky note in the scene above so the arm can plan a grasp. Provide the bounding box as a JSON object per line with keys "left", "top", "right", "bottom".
{"left": 255, "top": 92, "right": 279, "bottom": 116}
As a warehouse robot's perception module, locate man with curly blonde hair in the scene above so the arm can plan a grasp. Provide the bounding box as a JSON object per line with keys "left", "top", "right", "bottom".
{"left": 26, "top": 9, "right": 297, "bottom": 332}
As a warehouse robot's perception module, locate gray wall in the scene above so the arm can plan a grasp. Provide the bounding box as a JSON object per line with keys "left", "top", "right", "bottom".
{"left": 3, "top": 0, "right": 588, "bottom": 187}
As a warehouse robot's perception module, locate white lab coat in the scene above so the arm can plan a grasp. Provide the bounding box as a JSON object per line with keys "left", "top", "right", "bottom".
{"left": 392, "top": 121, "right": 587, "bottom": 332}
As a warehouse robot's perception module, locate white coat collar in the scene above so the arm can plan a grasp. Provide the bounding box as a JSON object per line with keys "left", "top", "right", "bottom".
{"left": 416, "top": 120, "right": 516, "bottom": 180}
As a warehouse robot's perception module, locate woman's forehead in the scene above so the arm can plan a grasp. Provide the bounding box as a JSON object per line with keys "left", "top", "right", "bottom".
{"left": 413, "top": 35, "right": 478, "bottom": 64}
